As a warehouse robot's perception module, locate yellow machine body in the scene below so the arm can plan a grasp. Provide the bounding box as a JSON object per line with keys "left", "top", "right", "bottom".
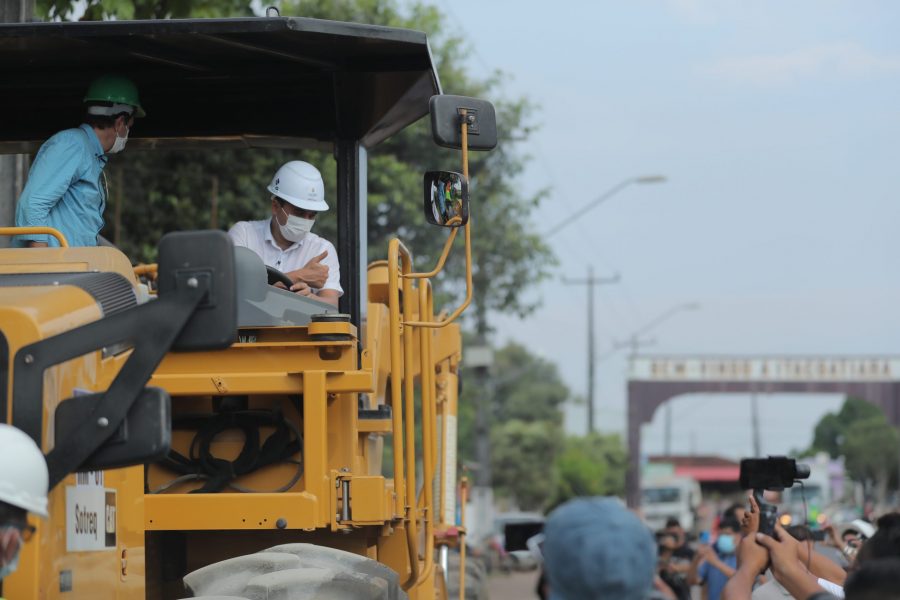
{"left": 0, "top": 248, "right": 464, "bottom": 599}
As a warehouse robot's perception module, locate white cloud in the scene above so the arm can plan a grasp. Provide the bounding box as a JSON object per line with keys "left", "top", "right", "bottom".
{"left": 704, "top": 43, "right": 900, "bottom": 85}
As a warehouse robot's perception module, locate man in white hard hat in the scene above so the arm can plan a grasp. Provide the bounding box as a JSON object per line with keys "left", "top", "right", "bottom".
{"left": 0, "top": 424, "right": 49, "bottom": 581}
{"left": 228, "top": 161, "right": 342, "bottom": 307}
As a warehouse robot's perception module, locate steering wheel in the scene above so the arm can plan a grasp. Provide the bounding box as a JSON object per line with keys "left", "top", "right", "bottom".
{"left": 266, "top": 266, "right": 294, "bottom": 288}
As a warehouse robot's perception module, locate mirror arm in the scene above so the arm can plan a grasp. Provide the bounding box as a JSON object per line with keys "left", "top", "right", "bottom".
{"left": 403, "top": 220, "right": 461, "bottom": 280}
{"left": 404, "top": 113, "right": 473, "bottom": 329}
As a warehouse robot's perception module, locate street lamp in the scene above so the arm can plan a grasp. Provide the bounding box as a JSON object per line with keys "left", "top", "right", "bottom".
{"left": 546, "top": 174, "right": 667, "bottom": 238}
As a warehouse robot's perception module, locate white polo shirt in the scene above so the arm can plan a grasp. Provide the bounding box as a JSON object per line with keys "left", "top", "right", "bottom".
{"left": 228, "top": 218, "right": 343, "bottom": 295}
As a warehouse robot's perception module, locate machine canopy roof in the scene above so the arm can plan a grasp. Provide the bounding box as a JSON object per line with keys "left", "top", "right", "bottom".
{"left": 0, "top": 17, "right": 441, "bottom": 152}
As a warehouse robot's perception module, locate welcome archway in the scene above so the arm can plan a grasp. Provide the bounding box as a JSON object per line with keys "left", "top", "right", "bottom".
{"left": 626, "top": 356, "right": 900, "bottom": 507}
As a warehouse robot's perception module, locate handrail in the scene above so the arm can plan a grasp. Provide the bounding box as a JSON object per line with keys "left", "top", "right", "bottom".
{"left": 403, "top": 216, "right": 462, "bottom": 280}
{"left": 389, "top": 237, "right": 422, "bottom": 589}
{"left": 387, "top": 238, "right": 410, "bottom": 518}
{"left": 438, "top": 373, "right": 449, "bottom": 526}
{"left": 458, "top": 476, "right": 469, "bottom": 600}
{"left": 133, "top": 263, "right": 158, "bottom": 279}
{"left": 0, "top": 226, "right": 69, "bottom": 247}
{"left": 414, "top": 280, "right": 436, "bottom": 587}
{"left": 401, "top": 255, "right": 420, "bottom": 588}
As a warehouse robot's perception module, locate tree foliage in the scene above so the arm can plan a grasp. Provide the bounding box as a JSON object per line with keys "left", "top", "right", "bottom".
{"left": 39, "top": 0, "right": 251, "bottom": 20}
{"left": 843, "top": 416, "right": 899, "bottom": 504}
{"left": 807, "top": 397, "right": 884, "bottom": 458}
{"left": 806, "top": 396, "right": 899, "bottom": 504}
{"left": 490, "top": 419, "right": 561, "bottom": 511}
{"left": 457, "top": 340, "right": 627, "bottom": 511}
{"left": 552, "top": 433, "right": 627, "bottom": 507}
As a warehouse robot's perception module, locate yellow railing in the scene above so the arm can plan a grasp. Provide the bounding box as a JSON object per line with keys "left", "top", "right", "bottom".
{"left": 0, "top": 226, "right": 69, "bottom": 247}
{"left": 387, "top": 111, "right": 473, "bottom": 595}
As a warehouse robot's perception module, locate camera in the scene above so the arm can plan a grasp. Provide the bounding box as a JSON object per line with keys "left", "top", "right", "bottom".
{"left": 739, "top": 456, "right": 810, "bottom": 536}
{"left": 739, "top": 457, "right": 810, "bottom": 490}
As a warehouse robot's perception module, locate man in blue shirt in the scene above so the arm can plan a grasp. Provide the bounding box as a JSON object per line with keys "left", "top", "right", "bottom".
{"left": 14, "top": 75, "right": 144, "bottom": 248}
{"left": 689, "top": 518, "right": 740, "bottom": 600}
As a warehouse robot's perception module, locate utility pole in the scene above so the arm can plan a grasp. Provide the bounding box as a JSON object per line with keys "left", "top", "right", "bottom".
{"left": 664, "top": 403, "right": 673, "bottom": 457}
{"left": 0, "top": 0, "right": 33, "bottom": 246}
{"left": 751, "top": 391, "right": 761, "bottom": 456}
{"left": 563, "top": 266, "right": 619, "bottom": 434}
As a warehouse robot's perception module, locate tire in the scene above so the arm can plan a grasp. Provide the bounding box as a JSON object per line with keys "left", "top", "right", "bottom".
{"left": 182, "top": 544, "right": 408, "bottom": 600}
{"left": 444, "top": 552, "right": 488, "bottom": 600}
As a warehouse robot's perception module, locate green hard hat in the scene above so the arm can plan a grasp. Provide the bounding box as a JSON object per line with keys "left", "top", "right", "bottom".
{"left": 83, "top": 75, "right": 145, "bottom": 118}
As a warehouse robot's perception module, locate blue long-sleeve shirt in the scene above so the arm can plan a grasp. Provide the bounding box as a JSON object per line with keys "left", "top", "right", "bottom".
{"left": 14, "top": 124, "right": 108, "bottom": 247}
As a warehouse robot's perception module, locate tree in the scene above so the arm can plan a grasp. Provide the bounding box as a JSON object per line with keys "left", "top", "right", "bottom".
{"left": 490, "top": 419, "right": 561, "bottom": 511}
{"left": 807, "top": 397, "right": 884, "bottom": 458}
{"left": 843, "top": 416, "right": 900, "bottom": 506}
{"left": 491, "top": 342, "right": 567, "bottom": 425}
{"left": 455, "top": 341, "right": 571, "bottom": 510}
{"left": 552, "top": 433, "right": 627, "bottom": 507}
{"left": 458, "top": 341, "right": 567, "bottom": 464}
{"left": 39, "top": 0, "right": 252, "bottom": 20}
{"left": 806, "top": 396, "right": 899, "bottom": 505}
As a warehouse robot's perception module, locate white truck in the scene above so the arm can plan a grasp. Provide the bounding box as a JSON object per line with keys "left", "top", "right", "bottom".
{"left": 641, "top": 475, "right": 702, "bottom": 532}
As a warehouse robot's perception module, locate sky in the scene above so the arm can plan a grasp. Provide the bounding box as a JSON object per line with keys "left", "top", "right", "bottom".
{"left": 427, "top": 0, "right": 900, "bottom": 460}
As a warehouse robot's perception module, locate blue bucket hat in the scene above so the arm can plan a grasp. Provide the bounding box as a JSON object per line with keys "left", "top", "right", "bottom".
{"left": 544, "top": 497, "right": 657, "bottom": 600}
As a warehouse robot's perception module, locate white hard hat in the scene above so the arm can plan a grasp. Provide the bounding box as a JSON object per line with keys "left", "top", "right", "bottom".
{"left": 267, "top": 161, "right": 328, "bottom": 212}
{"left": 0, "top": 425, "right": 48, "bottom": 517}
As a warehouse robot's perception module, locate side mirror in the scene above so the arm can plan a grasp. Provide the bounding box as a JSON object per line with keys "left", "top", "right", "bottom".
{"left": 429, "top": 95, "right": 497, "bottom": 151}
{"left": 423, "top": 171, "right": 469, "bottom": 227}
{"left": 157, "top": 230, "right": 237, "bottom": 351}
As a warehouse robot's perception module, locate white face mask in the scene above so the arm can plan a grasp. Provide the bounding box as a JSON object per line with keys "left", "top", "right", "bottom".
{"left": 108, "top": 122, "right": 129, "bottom": 154}
{"left": 277, "top": 205, "right": 314, "bottom": 243}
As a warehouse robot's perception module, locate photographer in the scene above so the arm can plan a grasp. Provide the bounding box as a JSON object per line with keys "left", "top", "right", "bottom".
{"left": 688, "top": 517, "right": 741, "bottom": 600}
{"left": 657, "top": 532, "right": 691, "bottom": 600}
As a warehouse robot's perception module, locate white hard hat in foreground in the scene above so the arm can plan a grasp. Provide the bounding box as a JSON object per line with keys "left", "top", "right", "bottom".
{"left": 0, "top": 424, "right": 48, "bottom": 517}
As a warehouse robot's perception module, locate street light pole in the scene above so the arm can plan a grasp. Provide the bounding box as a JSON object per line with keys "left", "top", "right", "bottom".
{"left": 546, "top": 175, "right": 666, "bottom": 238}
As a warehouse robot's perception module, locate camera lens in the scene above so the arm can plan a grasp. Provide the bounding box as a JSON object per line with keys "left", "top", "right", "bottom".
{"left": 794, "top": 463, "right": 811, "bottom": 479}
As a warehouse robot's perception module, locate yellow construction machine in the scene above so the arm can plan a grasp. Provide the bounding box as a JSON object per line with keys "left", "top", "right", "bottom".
{"left": 0, "top": 16, "right": 496, "bottom": 599}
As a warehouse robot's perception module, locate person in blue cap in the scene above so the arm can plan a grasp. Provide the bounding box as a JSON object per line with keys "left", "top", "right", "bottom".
{"left": 543, "top": 497, "right": 672, "bottom": 600}
{"left": 14, "top": 75, "right": 144, "bottom": 248}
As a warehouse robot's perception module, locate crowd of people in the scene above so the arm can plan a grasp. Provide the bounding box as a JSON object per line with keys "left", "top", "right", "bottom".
{"left": 538, "top": 494, "right": 900, "bottom": 600}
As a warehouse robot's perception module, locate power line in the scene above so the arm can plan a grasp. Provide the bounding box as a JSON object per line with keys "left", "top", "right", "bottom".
{"left": 546, "top": 175, "right": 665, "bottom": 238}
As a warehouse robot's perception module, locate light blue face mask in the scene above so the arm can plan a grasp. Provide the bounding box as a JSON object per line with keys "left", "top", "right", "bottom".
{"left": 716, "top": 534, "right": 736, "bottom": 554}
{"left": 0, "top": 527, "right": 23, "bottom": 580}
{"left": 0, "top": 549, "right": 20, "bottom": 580}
